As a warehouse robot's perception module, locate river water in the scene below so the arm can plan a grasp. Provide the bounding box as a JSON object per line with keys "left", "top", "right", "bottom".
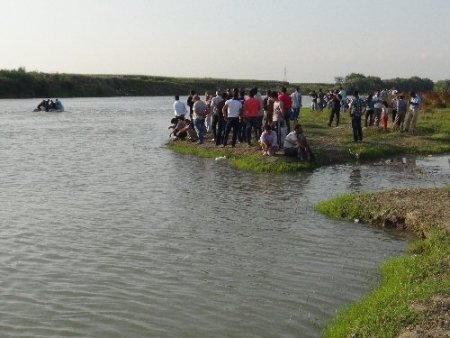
{"left": 0, "top": 97, "right": 448, "bottom": 338}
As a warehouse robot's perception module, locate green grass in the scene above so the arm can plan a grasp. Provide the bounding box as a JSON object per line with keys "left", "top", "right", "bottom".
{"left": 315, "top": 191, "right": 450, "bottom": 338}
{"left": 168, "top": 143, "right": 314, "bottom": 173}
{"left": 322, "top": 231, "right": 449, "bottom": 338}
{"left": 229, "top": 153, "right": 313, "bottom": 173}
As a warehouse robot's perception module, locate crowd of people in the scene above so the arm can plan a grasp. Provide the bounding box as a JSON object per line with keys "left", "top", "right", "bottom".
{"left": 168, "top": 85, "right": 422, "bottom": 158}
{"left": 169, "top": 86, "right": 313, "bottom": 160}
{"left": 346, "top": 89, "right": 421, "bottom": 142}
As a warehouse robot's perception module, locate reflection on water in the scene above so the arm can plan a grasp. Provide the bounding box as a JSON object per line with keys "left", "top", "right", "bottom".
{"left": 0, "top": 97, "right": 448, "bottom": 338}
{"left": 349, "top": 168, "right": 362, "bottom": 190}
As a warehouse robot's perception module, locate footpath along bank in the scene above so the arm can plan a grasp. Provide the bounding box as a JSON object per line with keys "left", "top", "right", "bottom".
{"left": 168, "top": 104, "right": 450, "bottom": 337}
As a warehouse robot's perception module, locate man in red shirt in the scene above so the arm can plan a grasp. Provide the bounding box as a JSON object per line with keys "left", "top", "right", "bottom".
{"left": 244, "top": 88, "right": 261, "bottom": 146}
{"left": 278, "top": 86, "right": 293, "bottom": 134}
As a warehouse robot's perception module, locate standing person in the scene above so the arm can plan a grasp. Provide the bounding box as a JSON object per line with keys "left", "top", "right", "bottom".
{"left": 263, "top": 90, "right": 272, "bottom": 125}
{"left": 192, "top": 95, "right": 208, "bottom": 144}
{"left": 393, "top": 95, "right": 407, "bottom": 131}
{"left": 272, "top": 92, "right": 285, "bottom": 148}
{"left": 291, "top": 86, "right": 302, "bottom": 124}
{"left": 373, "top": 90, "right": 383, "bottom": 126}
{"left": 310, "top": 90, "right": 318, "bottom": 111}
{"left": 222, "top": 88, "right": 243, "bottom": 148}
{"left": 381, "top": 101, "right": 389, "bottom": 131}
{"left": 210, "top": 91, "right": 224, "bottom": 142}
{"left": 244, "top": 88, "right": 261, "bottom": 145}
{"left": 404, "top": 92, "right": 421, "bottom": 133}
{"left": 214, "top": 93, "right": 228, "bottom": 146}
{"left": 204, "top": 92, "right": 212, "bottom": 132}
{"left": 364, "top": 93, "right": 375, "bottom": 127}
{"left": 318, "top": 89, "right": 325, "bottom": 111}
{"left": 390, "top": 92, "right": 398, "bottom": 124}
{"left": 349, "top": 91, "right": 363, "bottom": 142}
{"left": 328, "top": 93, "right": 341, "bottom": 127}
{"left": 187, "top": 89, "right": 196, "bottom": 121}
{"left": 278, "top": 87, "right": 292, "bottom": 134}
{"left": 338, "top": 87, "right": 347, "bottom": 112}
{"left": 173, "top": 95, "right": 187, "bottom": 119}
{"left": 238, "top": 89, "right": 246, "bottom": 143}
{"left": 254, "top": 87, "right": 264, "bottom": 141}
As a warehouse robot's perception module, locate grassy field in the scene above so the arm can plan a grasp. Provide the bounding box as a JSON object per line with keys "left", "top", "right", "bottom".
{"left": 168, "top": 107, "right": 450, "bottom": 173}
{"left": 316, "top": 188, "right": 450, "bottom": 337}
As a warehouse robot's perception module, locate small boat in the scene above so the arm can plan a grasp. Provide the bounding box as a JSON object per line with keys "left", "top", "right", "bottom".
{"left": 33, "top": 99, "right": 64, "bottom": 112}
{"left": 33, "top": 107, "right": 64, "bottom": 112}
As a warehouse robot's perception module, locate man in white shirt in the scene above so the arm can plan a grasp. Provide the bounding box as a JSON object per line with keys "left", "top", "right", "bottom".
{"left": 283, "top": 124, "right": 313, "bottom": 161}
{"left": 404, "top": 91, "right": 421, "bottom": 133}
{"left": 260, "top": 124, "right": 278, "bottom": 156}
{"left": 373, "top": 90, "right": 383, "bottom": 126}
{"left": 222, "top": 88, "right": 242, "bottom": 147}
{"left": 173, "top": 95, "right": 187, "bottom": 119}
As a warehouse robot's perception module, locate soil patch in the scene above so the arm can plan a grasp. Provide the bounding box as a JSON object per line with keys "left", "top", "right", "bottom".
{"left": 355, "top": 188, "right": 450, "bottom": 237}
{"left": 398, "top": 294, "right": 450, "bottom": 338}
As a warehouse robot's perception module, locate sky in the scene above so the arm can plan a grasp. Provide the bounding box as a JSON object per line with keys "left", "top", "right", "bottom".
{"left": 1, "top": 0, "right": 450, "bottom": 83}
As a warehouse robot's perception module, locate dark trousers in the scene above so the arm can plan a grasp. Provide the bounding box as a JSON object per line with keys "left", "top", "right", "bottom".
{"left": 365, "top": 110, "right": 374, "bottom": 127}
{"left": 245, "top": 117, "right": 259, "bottom": 144}
{"left": 223, "top": 117, "right": 240, "bottom": 146}
{"left": 214, "top": 116, "right": 226, "bottom": 146}
{"left": 352, "top": 117, "right": 363, "bottom": 142}
{"left": 328, "top": 108, "right": 340, "bottom": 126}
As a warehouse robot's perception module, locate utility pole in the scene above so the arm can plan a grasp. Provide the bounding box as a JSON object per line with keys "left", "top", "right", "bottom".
{"left": 283, "top": 66, "right": 287, "bottom": 82}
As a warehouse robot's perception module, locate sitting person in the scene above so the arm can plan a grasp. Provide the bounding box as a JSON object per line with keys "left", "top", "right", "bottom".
{"left": 168, "top": 118, "right": 188, "bottom": 140}
{"left": 177, "top": 118, "right": 197, "bottom": 141}
{"left": 283, "top": 124, "right": 314, "bottom": 161}
{"left": 259, "top": 124, "right": 278, "bottom": 156}
{"left": 36, "top": 99, "right": 46, "bottom": 111}
{"left": 54, "top": 98, "right": 64, "bottom": 111}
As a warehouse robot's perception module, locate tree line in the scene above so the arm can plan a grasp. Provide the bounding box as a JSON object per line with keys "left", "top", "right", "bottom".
{"left": 0, "top": 68, "right": 448, "bottom": 99}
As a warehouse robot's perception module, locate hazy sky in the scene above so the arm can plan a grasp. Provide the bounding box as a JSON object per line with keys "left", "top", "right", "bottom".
{"left": 1, "top": 0, "right": 449, "bottom": 83}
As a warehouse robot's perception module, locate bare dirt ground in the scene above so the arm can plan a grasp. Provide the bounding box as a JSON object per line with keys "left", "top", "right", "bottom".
{"left": 398, "top": 294, "right": 450, "bottom": 338}
{"left": 356, "top": 188, "right": 450, "bottom": 237}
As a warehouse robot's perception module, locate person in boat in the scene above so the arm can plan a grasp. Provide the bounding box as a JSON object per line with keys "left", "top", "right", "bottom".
{"left": 36, "top": 99, "right": 46, "bottom": 111}
{"left": 54, "top": 98, "right": 64, "bottom": 111}
{"left": 48, "top": 99, "right": 56, "bottom": 110}
{"left": 43, "top": 99, "right": 52, "bottom": 111}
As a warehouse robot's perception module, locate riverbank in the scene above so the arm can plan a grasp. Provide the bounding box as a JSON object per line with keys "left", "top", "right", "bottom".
{"left": 168, "top": 107, "right": 450, "bottom": 173}
{"left": 315, "top": 187, "right": 450, "bottom": 337}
